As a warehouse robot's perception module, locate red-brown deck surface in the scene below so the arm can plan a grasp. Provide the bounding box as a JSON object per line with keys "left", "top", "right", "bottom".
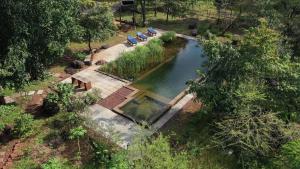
{"left": 98, "top": 86, "right": 134, "bottom": 110}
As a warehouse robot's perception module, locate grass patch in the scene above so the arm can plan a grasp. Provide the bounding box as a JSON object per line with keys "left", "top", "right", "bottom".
{"left": 1, "top": 76, "right": 54, "bottom": 96}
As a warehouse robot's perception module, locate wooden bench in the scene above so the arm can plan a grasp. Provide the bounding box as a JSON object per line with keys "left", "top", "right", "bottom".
{"left": 71, "top": 75, "right": 92, "bottom": 91}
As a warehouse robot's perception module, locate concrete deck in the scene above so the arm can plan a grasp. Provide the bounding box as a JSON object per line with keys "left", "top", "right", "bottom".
{"left": 61, "top": 66, "right": 128, "bottom": 99}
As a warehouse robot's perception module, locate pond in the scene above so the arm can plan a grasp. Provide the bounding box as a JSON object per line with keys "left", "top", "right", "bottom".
{"left": 133, "top": 38, "right": 207, "bottom": 100}
{"left": 118, "top": 38, "right": 207, "bottom": 124}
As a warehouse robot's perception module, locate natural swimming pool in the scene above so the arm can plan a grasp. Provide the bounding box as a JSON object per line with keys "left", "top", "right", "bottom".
{"left": 133, "top": 38, "right": 206, "bottom": 100}
{"left": 118, "top": 38, "right": 207, "bottom": 124}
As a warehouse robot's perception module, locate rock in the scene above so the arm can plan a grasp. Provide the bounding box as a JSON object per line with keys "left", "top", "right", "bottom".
{"left": 95, "top": 60, "right": 107, "bottom": 65}
{"left": 100, "top": 44, "right": 110, "bottom": 49}
{"left": 64, "top": 67, "right": 78, "bottom": 75}
{"left": 191, "top": 29, "right": 198, "bottom": 36}
{"left": 0, "top": 96, "right": 16, "bottom": 105}
{"left": 37, "top": 90, "right": 44, "bottom": 95}
{"left": 28, "top": 91, "right": 35, "bottom": 96}
{"left": 84, "top": 60, "right": 92, "bottom": 66}
{"left": 188, "top": 22, "right": 197, "bottom": 29}
{"left": 70, "top": 60, "right": 84, "bottom": 69}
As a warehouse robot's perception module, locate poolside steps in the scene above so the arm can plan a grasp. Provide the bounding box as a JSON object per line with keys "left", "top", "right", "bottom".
{"left": 98, "top": 86, "right": 134, "bottom": 110}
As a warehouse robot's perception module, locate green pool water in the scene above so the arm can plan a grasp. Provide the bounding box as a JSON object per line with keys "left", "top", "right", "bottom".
{"left": 119, "top": 38, "right": 207, "bottom": 124}
{"left": 120, "top": 95, "right": 170, "bottom": 124}
{"left": 133, "top": 38, "right": 207, "bottom": 100}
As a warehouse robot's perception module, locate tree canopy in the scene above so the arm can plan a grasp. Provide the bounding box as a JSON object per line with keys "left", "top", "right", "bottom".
{"left": 188, "top": 19, "right": 300, "bottom": 165}
{"left": 0, "top": 0, "right": 80, "bottom": 88}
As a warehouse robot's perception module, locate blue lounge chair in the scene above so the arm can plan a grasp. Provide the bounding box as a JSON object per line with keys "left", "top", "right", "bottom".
{"left": 147, "top": 27, "right": 157, "bottom": 36}
{"left": 137, "top": 32, "right": 148, "bottom": 41}
{"left": 127, "top": 35, "right": 138, "bottom": 46}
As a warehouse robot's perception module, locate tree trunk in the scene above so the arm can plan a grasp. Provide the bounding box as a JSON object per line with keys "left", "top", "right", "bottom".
{"left": 132, "top": 1, "right": 136, "bottom": 28}
{"left": 166, "top": 8, "right": 170, "bottom": 22}
{"left": 77, "top": 139, "right": 81, "bottom": 154}
{"left": 141, "top": 0, "right": 146, "bottom": 27}
{"left": 119, "top": 5, "right": 122, "bottom": 22}
{"left": 88, "top": 33, "right": 92, "bottom": 53}
{"left": 154, "top": 0, "right": 157, "bottom": 17}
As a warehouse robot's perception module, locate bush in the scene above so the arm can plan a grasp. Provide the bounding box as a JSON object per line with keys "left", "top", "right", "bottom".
{"left": 13, "top": 114, "right": 34, "bottom": 138}
{"left": 41, "top": 158, "right": 73, "bottom": 169}
{"left": 101, "top": 39, "right": 164, "bottom": 80}
{"left": 43, "top": 93, "right": 60, "bottom": 115}
{"left": 197, "top": 22, "right": 210, "bottom": 35}
{"left": 90, "top": 141, "right": 112, "bottom": 168}
{"left": 73, "top": 51, "right": 87, "bottom": 61}
{"left": 160, "top": 31, "right": 176, "bottom": 43}
{"left": 43, "top": 83, "right": 74, "bottom": 114}
{"left": 84, "top": 88, "right": 101, "bottom": 105}
{"left": 272, "top": 139, "right": 300, "bottom": 169}
{"left": 0, "top": 105, "right": 22, "bottom": 133}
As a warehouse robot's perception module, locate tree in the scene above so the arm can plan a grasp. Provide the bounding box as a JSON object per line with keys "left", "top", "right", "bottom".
{"left": 161, "top": 0, "right": 190, "bottom": 22}
{"left": 80, "top": 3, "right": 116, "bottom": 53}
{"left": 213, "top": 110, "right": 290, "bottom": 159}
{"left": 188, "top": 20, "right": 300, "bottom": 165}
{"left": 69, "top": 125, "right": 87, "bottom": 159}
{"left": 0, "top": 0, "right": 80, "bottom": 88}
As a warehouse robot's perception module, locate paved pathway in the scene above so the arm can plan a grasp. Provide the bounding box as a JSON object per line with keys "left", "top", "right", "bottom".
{"left": 61, "top": 67, "right": 128, "bottom": 99}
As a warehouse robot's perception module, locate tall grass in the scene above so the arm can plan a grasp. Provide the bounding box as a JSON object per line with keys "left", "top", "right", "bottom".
{"left": 160, "top": 31, "right": 176, "bottom": 43}
{"left": 101, "top": 39, "right": 164, "bottom": 80}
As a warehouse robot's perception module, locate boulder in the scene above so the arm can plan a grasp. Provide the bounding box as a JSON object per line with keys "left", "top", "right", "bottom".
{"left": 64, "top": 67, "right": 78, "bottom": 75}
{"left": 188, "top": 22, "right": 197, "bottom": 29}
{"left": 70, "top": 60, "right": 84, "bottom": 69}
{"left": 0, "top": 96, "right": 16, "bottom": 105}
{"left": 191, "top": 29, "right": 198, "bottom": 36}
{"left": 100, "top": 44, "right": 110, "bottom": 49}
{"left": 95, "top": 60, "right": 107, "bottom": 65}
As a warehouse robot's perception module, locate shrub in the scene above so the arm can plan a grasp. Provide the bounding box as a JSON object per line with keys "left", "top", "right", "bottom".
{"left": 73, "top": 51, "right": 87, "bottom": 61}
{"left": 160, "top": 31, "right": 176, "bottom": 43}
{"left": 43, "top": 93, "right": 60, "bottom": 115}
{"left": 272, "top": 139, "right": 300, "bottom": 169}
{"left": 43, "top": 83, "right": 74, "bottom": 114}
{"left": 67, "top": 97, "right": 87, "bottom": 113}
{"left": 197, "top": 22, "right": 210, "bottom": 35}
{"left": 0, "top": 105, "right": 22, "bottom": 133}
{"left": 56, "top": 83, "right": 74, "bottom": 107}
{"left": 90, "top": 141, "right": 112, "bottom": 168}
{"left": 41, "top": 158, "right": 72, "bottom": 169}
{"left": 101, "top": 39, "right": 164, "bottom": 80}
{"left": 13, "top": 114, "right": 34, "bottom": 138}
{"left": 84, "top": 88, "right": 101, "bottom": 105}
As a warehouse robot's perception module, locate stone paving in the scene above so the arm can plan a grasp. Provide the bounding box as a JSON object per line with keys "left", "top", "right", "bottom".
{"left": 61, "top": 67, "right": 128, "bottom": 99}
